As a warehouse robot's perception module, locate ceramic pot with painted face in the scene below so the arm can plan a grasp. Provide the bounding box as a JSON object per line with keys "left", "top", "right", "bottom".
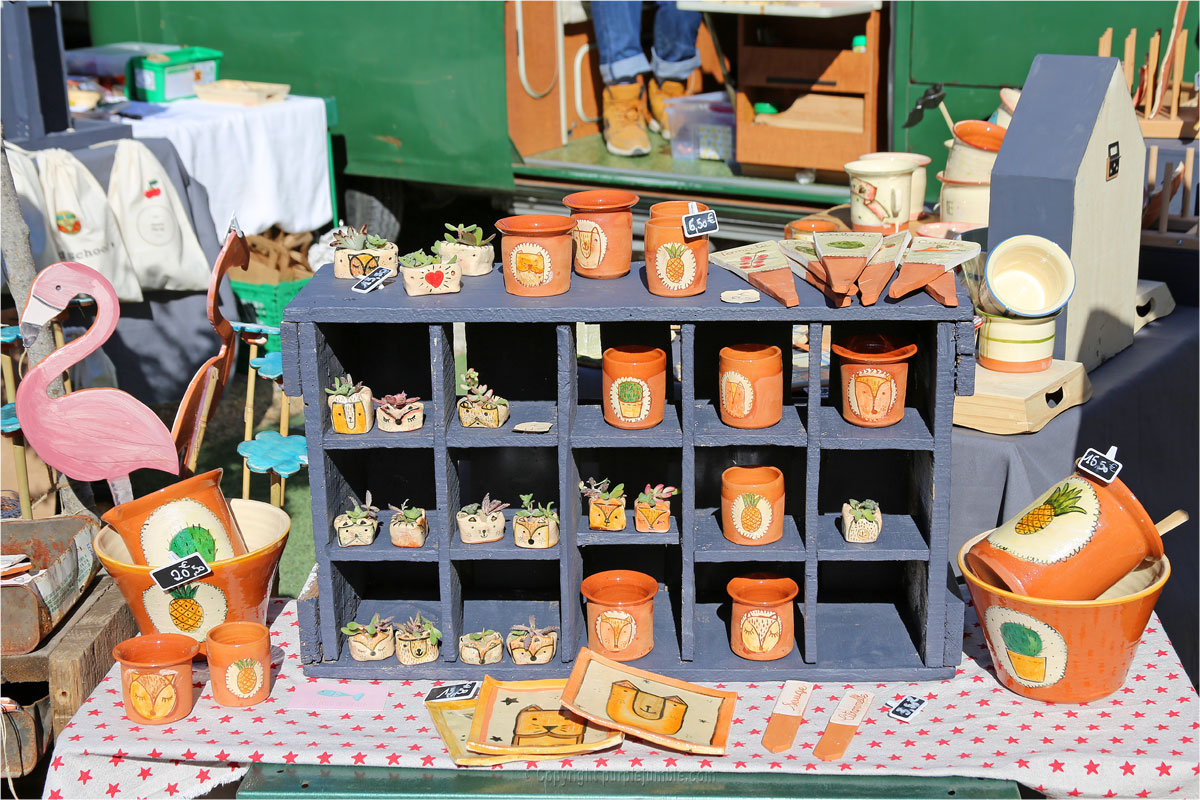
{"left": 496, "top": 215, "right": 574, "bottom": 297}
{"left": 581, "top": 570, "right": 657, "bottom": 661}
{"left": 720, "top": 465, "right": 785, "bottom": 545}
{"left": 396, "top": 617, "right": 441, "bottom": 666}
{"left": 718, "top": 344, "right": 783, "bottom": 429}
{"left": 459, "top": 630, "right": 504, "bottom": 665}
{"left": 644, "top": 218, "right": 708, "bottom": 297}
{"left": 860, "top": 151, "right": 931, "bottom": 221}
{"left": 113, "top": 633, "right": 200, "bottom": 725}
{"left": 601, "top": 346, "right": 666, "bottom": 429}
{"left": 727, "top": 573, "right": 798, "bottom": 661}
{"left": 830, "top": 335, "right": 917, "bottom": 428}
{"left": 563, "top": 189, "right": 638, "bottom": 279}
{"left": 844, "top": 158, "right": 915, "bottom": 234}
{"left": 206, "top": 621, "right": 270, "bottom": 707}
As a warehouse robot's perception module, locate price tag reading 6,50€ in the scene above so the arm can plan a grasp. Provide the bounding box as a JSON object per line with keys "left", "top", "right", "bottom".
{"left": 681, "top": 209, "right": 719, "bottom": 239}
{"left": 150, "top": 553, "right": 213, "bottom": 592}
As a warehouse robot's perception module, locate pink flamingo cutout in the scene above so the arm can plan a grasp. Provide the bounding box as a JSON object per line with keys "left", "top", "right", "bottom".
{"left": 17, "top": 262, "right": 178, "bottom": 503}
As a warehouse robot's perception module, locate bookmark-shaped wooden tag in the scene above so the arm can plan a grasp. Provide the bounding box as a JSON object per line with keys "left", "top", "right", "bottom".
{"left": 761, "top": 680, "right": 813, "bottom": 753}
{"left": 813, "top": 689, "right": 875, "bottom": 762}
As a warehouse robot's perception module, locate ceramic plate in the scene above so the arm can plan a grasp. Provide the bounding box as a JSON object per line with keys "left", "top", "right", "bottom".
{"left": 560, "top": 648, "right": 738, "bottom": 755}
{"left": 465, "top": 677, "right": 624, "bottom": 756}
{"left": 425, "top": 697, "right": 528, "bottom": 766}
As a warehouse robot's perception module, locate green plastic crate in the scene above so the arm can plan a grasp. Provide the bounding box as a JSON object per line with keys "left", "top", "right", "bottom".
{"left": 229, "top": 277, "right": 311, "bottom": 353}
{"left": 125, "top": 46, "right": 223, "bottom": 102}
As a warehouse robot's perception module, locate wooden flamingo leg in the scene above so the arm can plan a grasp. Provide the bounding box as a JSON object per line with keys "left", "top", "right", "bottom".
{"left": 242, "top": 341, "right": 259, "bottom": 500}
{"left": 2, "top": 349, "right": 31, "bottom": 519}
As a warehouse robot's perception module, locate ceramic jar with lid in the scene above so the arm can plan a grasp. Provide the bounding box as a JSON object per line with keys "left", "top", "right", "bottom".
{"left": 563, "top": 189, "right": 638, "bottom": 279}
{"left": 495, "top": 215, "right": 575, "bottom": 297}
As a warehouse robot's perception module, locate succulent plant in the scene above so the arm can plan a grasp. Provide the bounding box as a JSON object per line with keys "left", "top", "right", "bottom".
{"left": 847, "top": 498, "right": 880, "bottom": 522}
{"left": 460, "top": 493, "right": 510, "bottom": 516}
{"left": 325, "top": 374, "right": 363, "bottom": 397}
{"left": 332, "top": 225, "right": 389, "bottom": 251}
{"left": 397, "top": 248, "right": 441, "bottom": 269}
{"left": 466, "top": 629, "right": 498, "bottom": 641}
{"left": 636, "top": 483, "right": 678, "bottom": 505}
{"left": 439, "top": 223, "right": 495, "bottom": 248}
{"left": 389, "top": 500, "right": 425, "bottom": 523}
{"left": 398, "top": 612, "right": 442, "bottom": 644}
{"left": 507, "top": 615, "right": 558, "bottom": 649}
{"left": 341, "top": 613, "right": 393, "bottom": 637}
{"left": 514, "top": 493, "right": 558, "bottom": 523}
{"left": 373, "top": 392, "right": 419, "bottom": 420}
{"left": 579, "top": 477, "right": 624, "bottom": 501}
{"left": 460, "top": 368, "right": 508, "bottom": 408}
{"left": 343, "top": 491, "right": 379, "bottom": 521}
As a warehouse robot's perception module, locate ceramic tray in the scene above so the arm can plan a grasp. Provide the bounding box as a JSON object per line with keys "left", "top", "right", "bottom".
{"left": 466, "top": 676, "right": 623, "bottom": 756}
{"left": 425, "top": 697, "right": 525, "bottom": 766}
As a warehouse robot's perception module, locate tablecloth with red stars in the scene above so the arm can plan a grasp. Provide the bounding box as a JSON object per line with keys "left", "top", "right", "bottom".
{"left": 42, "top": 598, "right": 1198, "bottom": 800}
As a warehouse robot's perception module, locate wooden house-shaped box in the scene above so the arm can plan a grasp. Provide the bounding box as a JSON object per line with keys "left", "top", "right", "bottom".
{"left": 989, "top": 54, "right": 1145, "bottom": 371}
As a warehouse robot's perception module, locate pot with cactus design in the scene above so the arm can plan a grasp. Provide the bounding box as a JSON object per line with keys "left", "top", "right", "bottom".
{"left": 332, "top": 225, "right": 398, "bottom": 278}
{"left": 635, "top": 484, "right": 676, "bottom": 532}
{"left": 458, "top": 629, "right": 504, "bottom": 665}
{"left": 1000, "top": 621, "right": 1046, "bottom": 682}
{"left": 644, "top": 216, "right": 708, "bottom": 297}
{"left": 326, "top": 374, "right": 373, "bottom": 434}
{"left": 581, "top": 478, "right": 626, "bottom": 531}
{"left": 721, "top": 466, "right": 785, "bottom": 545}
{"left": 456, "top": 494, "right": 509, "bottom": 543}
{"left": 495, "top": 214, "right": 574, "bottom": 297}
{"left": 205, "top": 621, "right": 270, "bottom": 707}
{"left": 398, "top": 248, "right": 461, "bottom": 296}
{"left": 601, "top": 346, "right": 666, "bottom": 430}
{"left": 396, "top": 613, "right": 441, "bottom": 665}
{"left": 513, "top": 494, "right": 559, "bottom": 549}
{"left": 334, "top": 492, "right": 379, "bottom": 547}
{"left": 841, "top": 499, "right": 883, "bottom": 543}
{"left": 506, "top": 616, "right": 559, "bottom": 664}
{"left": 343, "top": 614, "right": 396, "bottom": 661}
{"left": 727, "top": 573, "right": 798, "bottom": 661}
{"left": 433, "top": 223, "right": 496, "bottom": 277}
{"left": 374, "top": 392, "right": 424, "bottom": 432}
{"left": 562, "top": 189, "right": 638, "bottom": 279}
{"left": 388, "top": 501, "right": 428, "bottom": 548}
{"left": 457, "top": 368, "right": 510, "bottom": 428}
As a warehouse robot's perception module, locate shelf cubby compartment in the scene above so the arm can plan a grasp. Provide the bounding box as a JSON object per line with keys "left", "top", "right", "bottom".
{"left": 572, "top": 447, "right": 682, "bottom": 546}
{"left": 815, "top": 449, "right": 932, "bottom": 561}
{"left": 447, "top": 446, "right": 561, "bottom": 557}
{"left": 692, "top": 445, "right": 806, "bottom": 561}
{"left": 815, "top": 561, "right": 929, "bottom": 676}
{"left": 692, "top": 561, "right": 808, "bottom": 672}
{"left": 321, "top": 448, "right": 439, "bottom": 556}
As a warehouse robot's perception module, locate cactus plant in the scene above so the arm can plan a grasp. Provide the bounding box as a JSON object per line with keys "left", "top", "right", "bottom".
{"left": 457, "top": 367, "right": 510, "bottom": 428}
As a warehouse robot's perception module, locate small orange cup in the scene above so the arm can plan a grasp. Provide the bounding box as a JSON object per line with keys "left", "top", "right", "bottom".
{"left": 719, "top": 344, "right": 783, "bottom": 429}
{"left": 113, "top": 634, "right": 200, "bottom": 725}
{"left": 563, "top": 189, "right": 638, "bottom": 279}
{"left": 721, "top": 465, "right": 785, "bottom": 545}
{"left": 727, "top": 573, "right": 798, "bottom": 660}
{"left": 644, "top": 218, "right": 708, "bottom": 297}
{"left": 785, "top": 218, "right": 839, "bottom": 238}
{"left": 205, "top": 621, "right": 271, "bottom": 707}
{"left": 602, "top": 346, "right": 666, "bottom": 429}
{"left": 581, "top": 570, "right": 658, "bottom": 661}
{"left": 648, "top": 200, "right": 709, "bottom": 221}
{"left": 831, "top": 335, "right": 918, "bottom": 428}
{"left": 496, "top": 215, "right": 575, "bottom": 297}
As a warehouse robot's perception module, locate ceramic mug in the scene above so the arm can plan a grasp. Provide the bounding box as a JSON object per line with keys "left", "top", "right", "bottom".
{"left": 644, "top": 218, "right": 708, "bottom": 297}
{"left": 979, "top": 234, "right": 1076, "bottom": 317}
{"left": 602, "top": 345, "right": 666, "bottom": 429}
{"left": 495, "top": 214, "right": 575, "bottom": 297}
{"left": 830, "top": 335, "right": 918, "bottom": 428}
{"left": 944, "top": 120, "right": 1006, "bottom": 182}
{"left": 860, "top": 151, "right": 931, "bottom": 220}
{"left": 960, "top": 532, "right": 1169, "bottom": 703}
{"left": 648, "top": 200, "right": 709, "bottom": 222}
{"left": 843, "top": 158, "right": 915, "bottom": 234}
{"left": 727, "top": 573, "right": 798, "bottom": 661}
{"left": 977, "top": 311, "right": 1057, "bottom": 373}
{"left": 936, "top": 171, "right": 991, "bottom": 225}
{"left": 563, "top": 189, "right": 639, "bottom": 279}
{"left": 206, "top": 621, "right": 271, "bottom": 707}
{"left": 992, "top": 87, "right": 1021, "bottom": 128}
{"left": 721, "top": 465, "right": 785, "bottom": 545}
{"left": 113, "top": 633, "right": 200, "bottom": 725}
{"left": 581, "top": 569, "right": 658, "bottom": 661}
{"left": 718, "top": 344, "right": 783, "bottom": 429}
{"left": 785, "top": 218, "right": 838, "bottom": 240}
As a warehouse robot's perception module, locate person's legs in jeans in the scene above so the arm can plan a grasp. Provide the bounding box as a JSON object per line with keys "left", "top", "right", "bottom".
{"left": 647, "top": 1, "right": 702, "bottom": 138}
{"left": 591, "top": 1, "right": 652, "bottom": 155}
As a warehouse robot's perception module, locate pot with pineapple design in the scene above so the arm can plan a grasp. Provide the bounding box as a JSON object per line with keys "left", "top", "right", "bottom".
{"left": 456, "top": 494, "right": 509, "bottom": 544}
{"left": 721, "top": 466, "right": 785, "bottom": 545}
{"left": 644, "top": 217, "right": 708, "bottom": 297}
{"left": 206, "top": 621, "right": 271, "bottom": 708}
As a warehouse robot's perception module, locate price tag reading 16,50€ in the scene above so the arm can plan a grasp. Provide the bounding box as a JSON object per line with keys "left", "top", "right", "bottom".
{"left": 1076, "top": 446, "right": 1122, "bottom": 484}
{"left": 150, "top": 552, "right": 213, "bottom": 592}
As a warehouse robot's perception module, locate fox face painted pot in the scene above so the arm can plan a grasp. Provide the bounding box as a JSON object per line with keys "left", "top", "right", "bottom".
{"left": 831, "top": 335, "right": 917, "bottom": 428}
{"left": 334, "top": 242, "right": 398, "bottom": 279}
{"left": 602, "top": 346, "right": 666, "bottom": 429}
{"left": 496, "top": 215, "right": 574, "bottom": 297}
{"left": 588, "top": 496, "right": 627, "bottom": 531}
{"left": 113, "top": 633, "right": 200, "bottom": 724}
{"left": 459, "top": 630, "right": 504, "bottom": 665}
{"left": 964, "top": 471, "right": 1163, "bottom": 601}
{"left": 206, "top": 621, "right": 270, "bottom": 707}
{"left": 844, "top": 158, "right": 915, "bottom": 234}
{"left": 961, "top": 532, "right": 1170, "bottom": 703}
{"left": 721, "top": 466, "right": 785, "bottom": 545}
{"left": 347, "top": 626, "right": 395, "bottom": 661}
{"left": 581, "top": 570, "right": 658, "bottom": 661}
{"left": 727, "top": 573, "right": 798, "bottom": 661}
{"left": 563, "top": 189, "right": 638, "bottom": 279}
{"left": 634, "top": 501, "right": 671, "bottom": 533}
{"left": 718, "top": 344, "right": 783, "bottom": 429}
{"left": 644, "top": 218, "right": 708, "bottom": 297}
{"left": 505, "top": 628, "right": 558, "bottom": 665}
{"left": 513, "top": 515, "right": 559, "bottom": 549}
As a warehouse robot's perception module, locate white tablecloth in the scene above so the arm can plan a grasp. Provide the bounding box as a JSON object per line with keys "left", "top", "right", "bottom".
{"left": 128, "top": 96, "right": 332, "bottom": 237}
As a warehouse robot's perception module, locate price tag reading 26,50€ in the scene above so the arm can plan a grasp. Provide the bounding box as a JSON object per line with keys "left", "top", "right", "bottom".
{"left": 150, "top": 553, "right": 213, "bottom": 592}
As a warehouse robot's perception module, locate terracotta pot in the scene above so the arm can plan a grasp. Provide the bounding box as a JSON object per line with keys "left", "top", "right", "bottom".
{"left": 581, "top": 570, "right": 658, "bottom": 661}
{"left": 348, "top": 628, "right": 395, "bottom": 661}
{"left": 644, "top": 218, "right": 708, "bottom": 297}
{"left": 333, "top": 242, "right": 398, "bottom": 278}
{"left": 563, "top": 189, "right": 638, "bottom": 279}
{"left": 718, "top": 344, "right": 783, "bottom": 429}
{"left": 980, "top": 234, "right": 1075, "bottom": 318}
{"left": 328, "top": 385, "right": 373, "bottom": 434}
{"left": 785, "top": 217, "right": 838, "bottom": 239}
{"left": 831, "top": 335, "right": 918, "bottom": 428}
{"left": 96, "top": 500, "right": 290, "bottom": 644}
{"left": 389, "top": 511, "right": 428, "bottom": 548}
{"left": 634, "top": 500, "right": 671, "bottom": 532}
{"left": 860, "top": 151, "right": 931, "bottom": 220}
{"left": 965, "top": 471, "right": 1163, "bottom": 601}
{"left": 648, "top": 200, "right": 708, "bottom": 221}
{"left": 721, "top": 465, "right": 785, "bottom": 545}
{"left": 113, "top": 633, "right": 200, "bottom": 724}
{"left": 205, "top": 621, "right": 270, "bottom": 707}
{"left": 496, "top": 215, "right": 574, "bottom": 297}
{"left": 602, "top": 346, "right": 666, "bottom": 429}
{"left": 396, "top": 630, "right": 440, "bottom": 665}
{"left": 977, "top": 311, "right": 1057, "bottom": 373}
{"left": 375, "top": 401, "right": 423, "bottom": 433}
{"left": 437, "top": 241, "right": 494, "bottom": 277}
{"left": 588, "top": 496, "right": 627, "bottom": 531}
{"left": 400, "top": 260, "right": 461, "bottom": 296}
{"left": 456, "top": 509, "right": 506, "bottom": 544}
{"left": 459, "top": 631, "right": 504, "bottom": 665}
{"left": 844, "top": 158, "right": 915, "bottom": 234}
{"left": 727, "top": 573, "right": 798, "bottom": 661}
{"left": 936, "top": 171, "right": 991, "bottom": 225}
{"left": 960, "top": 532, "right": 1170, "bottom": 703}
{"left": 101, "top": 469, "right": 246, "bottom": 567}
{"left": 513, "top": 514, "right": 559, "bottom": 548}
{"left": 945, "top": 120, "right": 1006, "bottom": 182}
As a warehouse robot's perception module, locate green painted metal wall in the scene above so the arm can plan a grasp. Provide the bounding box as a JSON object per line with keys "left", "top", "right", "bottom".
{"left": 88, "top": 1, "right": 514, "bottom": 191}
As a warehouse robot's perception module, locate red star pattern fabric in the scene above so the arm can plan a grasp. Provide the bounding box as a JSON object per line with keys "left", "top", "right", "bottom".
{"left": 43, "top": 599, "right": 1198, "bottom": 799}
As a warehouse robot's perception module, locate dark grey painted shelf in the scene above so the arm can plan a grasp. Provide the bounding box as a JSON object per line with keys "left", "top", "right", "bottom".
{"left": 284, "top": 260, "right": 975, "bottom": 681}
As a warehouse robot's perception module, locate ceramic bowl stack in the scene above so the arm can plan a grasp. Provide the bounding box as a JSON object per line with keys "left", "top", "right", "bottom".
{"left": 938, "top": 119, "right": 1006, "bottom": 225}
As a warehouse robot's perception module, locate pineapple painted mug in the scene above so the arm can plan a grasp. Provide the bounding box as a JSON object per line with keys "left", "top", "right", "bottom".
{"left": 727, "top": 573, "right": 798, "bottom": 661}
{"left": 601, "top": 346, "right": 666, "bottom": 430}
{"left": 113, "top": 633, "right": 200, "bottom": 725}
{"left": 581, "top": 569, "right": 658, "bottom": 661}
{"left": 718, "top": 344, "right": 783, "bottom": 429}
{"left": 644, "top": 218, "right": 708, "bottom": 297}
{"left": 496, "top": 214, "right": 575, "bottom": 297}
{"left": 206, "top": 621, "right": 271, "bottom": 707}
{"left": 563, "top": 189, "right": 638, "bottom": 279}
{"left": 721, "top": 465, "right": 785, "bottom": 545}
{"left": 965, "top": 470, "right": 1163, "bottom": 601}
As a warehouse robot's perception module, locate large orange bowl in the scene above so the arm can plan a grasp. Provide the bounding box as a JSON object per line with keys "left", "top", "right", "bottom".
{"left": 959, "top": 531, "right": 1170, "bottom": 704}
{"left": 96, "top": 500, "right": 290, "bottom": 644}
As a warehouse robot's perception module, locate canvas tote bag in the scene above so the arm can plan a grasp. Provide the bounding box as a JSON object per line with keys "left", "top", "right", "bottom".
{"left": 106, "top": 139, "right": 210, "bottom": 291}
{"left": 36, "top": 147, "right": 142, "bottom": 302}
{"left": 3, "top": 142, "right": 59, "bottom": 271}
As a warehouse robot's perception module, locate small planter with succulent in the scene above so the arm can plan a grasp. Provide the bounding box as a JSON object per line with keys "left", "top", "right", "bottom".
{"left": 374, "top": 391, "right": 424, "bottom": 433}
{"left": 506, "top": 615, "right": 559, "bottom": 665}
{"left": 513, "top": 493, "right": 560, "bottom": 549}
{"left": 342, "top": 613, "right": 395, "bottom": 661}
{"left": 395, "top": 613, "right": 441, "bottom": 665}
{"left": 456, "top": 493, "right": 509, "bottom": 544}
{"left": 398, "top": 248, "right": 461, "bottom": 297}
{"left": 388, "top": 501, "right": 428, "bottom": 548}
{"left": 326, "top": 374, "right": 373, "bottom": 434}
{"left": 457, "top": 368, "right": 510, "bottom": 428}
{"left": 841, "top": 498, "right": 883, "bottom": 543}
{"left": 334, "top": 492, "right": 379, "bottom": 547}
{"left": 332, "top": 225, "right": 398, "bottom": 279}
{"left": 458, "top": 628, "right": 503, "bottom": 665}
{"left": 635, "top": 484, "right": 677, "bottom": 533}
{"left": 580, "top": 477, "right": 626, "bottom": 532}
{"left": 433, "top": 223, "right": 496, "bottom": 277}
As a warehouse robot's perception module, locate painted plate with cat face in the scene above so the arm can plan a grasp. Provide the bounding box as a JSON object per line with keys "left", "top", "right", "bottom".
{"left": 465, "top": 676, "right": 623, "bottom": 756}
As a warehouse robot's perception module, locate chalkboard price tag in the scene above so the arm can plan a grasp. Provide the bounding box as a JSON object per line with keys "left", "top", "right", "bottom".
{"left": 351, "top": 266, "right": 392, "bottom": 294}
{"left": 425, "top": 682, "right": 480, "bottom": 703}
{"left": 887, "top": 695, "right": 928, "bottom": 722}
{"left": 682, "top": 209, "right": 719, "bottom": 239}
{"left": 1076, "top": 446, "right": 1122, "bottom": 484}
{"left": 150, "top": 553, "right": 213, "bottom": 592}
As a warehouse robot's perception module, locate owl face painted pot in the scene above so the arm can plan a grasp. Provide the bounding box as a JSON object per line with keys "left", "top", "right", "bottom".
{"left": 496, "top": 215, "right": 574, "bottom": 297}
{"left": 831, "top": 335, "right": 918, "bottom": 428}
{"left": 580, "top": 570, "right": 657, "bottom": 662}
{"left": 727, "top": 573, "right": 798, "bottom": 661}
{"left": 113, "top": 633, "right": 200, "bottom": 725}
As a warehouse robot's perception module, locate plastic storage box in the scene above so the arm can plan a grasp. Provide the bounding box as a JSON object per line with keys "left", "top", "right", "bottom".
{"left": 125, "top": 47, "right": 223, "bottom": 102}
{"left": 663, "top": 92, "right": 736, "bottom": 164}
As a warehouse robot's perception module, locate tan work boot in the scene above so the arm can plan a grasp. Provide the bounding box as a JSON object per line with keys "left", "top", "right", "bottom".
{"left": 602, "top": 80, "right": 651, "bottom": 157}
{"left": 647, "top": 72, "right": 701, "bottom": 140}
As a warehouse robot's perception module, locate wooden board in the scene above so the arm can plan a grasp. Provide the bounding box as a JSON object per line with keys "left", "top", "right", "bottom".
{"left": 1133, "top": 279, "right": 1177, "bottom": 332}
{"left": 953, "top": 360, "right": 1092, "bottom": 435}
